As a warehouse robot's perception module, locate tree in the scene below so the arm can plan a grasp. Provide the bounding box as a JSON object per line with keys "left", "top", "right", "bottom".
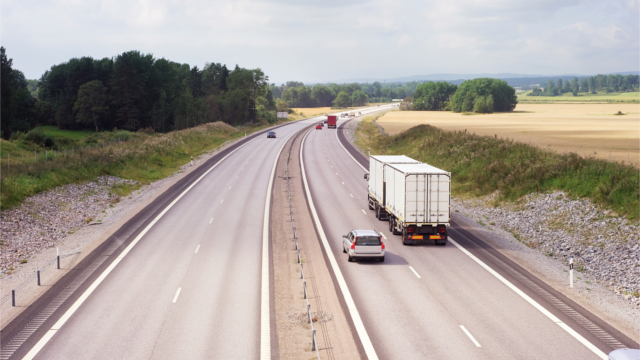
{"left": 332, "top": 91, "right": 351, "bottom": 108}
{"left": 351, "top": 90, "right": 368, "bottom": 106}
{"left": 311, "top": 85, "right": 333, "bottom": 107}
{"left": 73, "top": 80, "right": 108, "bottom": 131}
{"left": 451, "top": 78, "right": 516, "bottom": 113}
{"left": 473, "top": 95, "right": 494, "bottom": 113}
{"left": 580, "top": 78, "right": 589, "bottom": 93}
{"left": 412, "top": 81, "right": 457, "bottom": 111}
{"left": 1, "top": 47, "right": 15, "bottom": 139}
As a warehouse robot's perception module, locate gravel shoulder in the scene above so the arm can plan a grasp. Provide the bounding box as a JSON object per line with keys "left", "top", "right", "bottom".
{"left": 0, "top": 136, "right": 241, "bottom": 328}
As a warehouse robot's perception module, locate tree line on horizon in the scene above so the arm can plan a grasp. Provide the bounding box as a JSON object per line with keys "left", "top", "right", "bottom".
{"left": 270, "top": 81, "right": 420, "bottom": 109}
{"left": 528, "top": 74, "right": 638, "bottom": 97}
{"left": 0, "top": 47, "right": 275, "bottom": 140}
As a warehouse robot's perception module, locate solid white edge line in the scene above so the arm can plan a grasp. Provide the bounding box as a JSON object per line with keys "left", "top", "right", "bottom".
{"left": 209, "top": 218, "right": 213, "bottom": 224}
{"left": 350, "top": 193, "right": 354, "bottom": 197}
{"left": 448, "top": 238, "right": 607, "bottom": 359}
{"left": 21, "top": 135, "right": 260, "bottom": 360}
{"left": 260, "top": 132, "right": 293, "bottom": 360}
{"left": 408, "top": 266, "right": 421, "bottom": 279}
{"left": 195, "top": 244, "right": 200, "bottom": 254}
{"left": 301, "top": 129, "right": 379, "bottom": 360}
{"left": 172, "top": 287, "right": 182, "bottom": 303}
{"left": 362, "top": 209, "right": 367, "bottom": 215}
{"left": 460, "top": 325, "right": 481, "bottom": 347}
{"left": 221, "top": 199, "right": 224, "bottom": 204}
{"left": 380, "top": 233, "right": 387, "bottom": 240}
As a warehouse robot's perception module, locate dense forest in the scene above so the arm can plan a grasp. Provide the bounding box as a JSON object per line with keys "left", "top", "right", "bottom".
{"left": 270, "top": 81, "right": 420, "bottom": 108}
{"left": 528, "top": 74, "right": 638, "bottom": 96}
{"left": 0, "top": 47, "right": 275, "bottom": 139}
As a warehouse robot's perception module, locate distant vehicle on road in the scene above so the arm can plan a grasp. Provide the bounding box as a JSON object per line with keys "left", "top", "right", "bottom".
{"left": 315, "top": 124, "right": 322, "bottom": 130}
{"left": 327, "top": 115, "right": 337, "bottom": 129}
{"left": 342, "top": 230, "right": 385, "bottom": 262}
{"left": 267, "top": 131, "right": 276, "bottom": 138}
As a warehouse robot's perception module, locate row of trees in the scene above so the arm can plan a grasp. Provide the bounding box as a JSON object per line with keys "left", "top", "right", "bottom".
{"left": 1, "top": 47, "right": 276, "bottom": 139}
{"left": 270, "top": 81, "right": 419, "bottom": 108}
{"left": 529, "top": 74, "right": 639, "bottom": 96}
{"left": 410, "top": 78, "right": 517, "bottom": 113}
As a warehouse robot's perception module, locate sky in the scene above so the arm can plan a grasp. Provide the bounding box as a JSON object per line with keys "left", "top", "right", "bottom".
{"left": 2, "top": 0, "right": 638, "bottom": 84}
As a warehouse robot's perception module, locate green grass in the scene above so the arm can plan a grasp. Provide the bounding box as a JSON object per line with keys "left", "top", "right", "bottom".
{"left": 0, "top": 121, "right": 278, "bottom": 209}
{"left": 356, "top": 117, "right": 639, "bottom": 221}
{"left": 36, "top": 126, "right": 95, "bottom": 140}
{"left": 517, "top": 91, "right": 639, "bottom": 103}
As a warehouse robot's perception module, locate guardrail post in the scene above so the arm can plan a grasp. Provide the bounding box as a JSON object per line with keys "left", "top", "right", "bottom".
{"left": 307, "top": 303, "right": 312, "bottom": 324}
{"left": 57, "top": 247, "right": 60, "bottom": 269}
{"left": 303, "top": 280, "right": 307, "bottom": 299}
{"left": 300, "top": 263, "right": 303, "bottom": 279}
{"left": 312, "top": 329, "right": 317, "bottom": 351}
{"left": 37, "top": 270, "right": 41, "bottom": 286}
{"left": 11, "top": 290, "right": 15, "bottom": 307}
{"left": 297, "top": 249, "right": 301, "bottom": 264}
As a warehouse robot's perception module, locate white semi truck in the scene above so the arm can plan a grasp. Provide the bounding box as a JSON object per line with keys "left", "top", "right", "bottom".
{"left": 366, "top": 155, "right": 420, "bottom": 220}
{"left": 367, "top": 160, "right": 451, "bottom": 246}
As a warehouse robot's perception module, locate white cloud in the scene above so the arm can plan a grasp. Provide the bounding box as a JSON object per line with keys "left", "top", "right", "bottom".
{"left": 1, "top": 0, "right": 637, "bottom": 82}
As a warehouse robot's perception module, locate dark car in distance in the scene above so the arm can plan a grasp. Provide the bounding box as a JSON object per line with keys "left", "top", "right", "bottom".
{"left": 267, "top": 131, "right": 276, "bottom": 138}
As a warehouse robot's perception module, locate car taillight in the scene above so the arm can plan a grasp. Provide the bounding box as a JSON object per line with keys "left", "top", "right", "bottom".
{"left": 380, "top": 239, "right": 385, "bottom": 250}
{"left": 438, "top": 225, "right": 446, "bottom": 233}
{"left": 351, "top": 237, "right": 356, "bottom": 250}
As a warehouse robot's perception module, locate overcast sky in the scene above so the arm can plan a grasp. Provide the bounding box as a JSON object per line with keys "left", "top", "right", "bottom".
{"left": 2, "top": 0, "right": 638, "bottom": 84}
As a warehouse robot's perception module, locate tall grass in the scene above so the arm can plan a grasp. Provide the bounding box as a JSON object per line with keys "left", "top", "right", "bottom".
{"left": 356, "top": 118, "right": 640, "bottom": 220}
{"left": 0, "top": 122, "right": 254, "bottom": 209}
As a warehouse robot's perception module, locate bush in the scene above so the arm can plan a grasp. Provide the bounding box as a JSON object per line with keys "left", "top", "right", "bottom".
{"left": 473, "top": 95, "right": 494, "bottom": 113}
{"left": 44, "top": 137, "right": 55, "bottom": 148}
{"left": 24, "top": 129, "right": 46, "bottom": 146}
{"left": 451, "top": 78, "right": 517, "bottom": 113}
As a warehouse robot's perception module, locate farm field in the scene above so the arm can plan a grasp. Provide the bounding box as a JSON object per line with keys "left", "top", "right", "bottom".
{"left": 375, "top": 103, "right": 640, "bottom": 166}
{"left": 517, "top": 91, "right": 639, "bottom": 103}
{"left": 292, "top": 104, "right": 389, "bottom": 118}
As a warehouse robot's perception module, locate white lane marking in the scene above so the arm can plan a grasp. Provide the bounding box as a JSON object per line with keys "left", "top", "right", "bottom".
{"left": 331, "top": 165, "right": 333, "bottom": 168}
{"left": 209, "top": 218, "right": 213, "bottom": 224}
{"left": 460, "top": 325, "right": 481, "bottom": 347}
{"left": 261, "top": 132, "right": 293, "bottom": 360}
{"left": 335, "top": 120, "right": 369, "bottom": 173}
{"left": 172, "top": 287, "right": 182, "bottom": 303}
{"left": 236, "top": 176, "right": 238, "bottom": 178}
{"left": 195, "top": 245, "right": 200, "bottom": 254}
{"left": 409, "top": 266, "right": 421, "bottom": 278}
{"left": 350, "top": 193, "right": 353, "bottom": 197}
{"left": 380, "top": 232, "right": 387, "bottom": 240}
{"left": 336, "top": 172, "right": 338, "bottom": 175}
{"left": 300, "top": 130, "right": 378, "bottom": 360}
{"left": 449, "top": 238, "right": 607, "bottom": 359}
{"left": 221, "top": 199, "right": 224, "bottom": 204}
{"left": 21, "top": 134, "right": 261, "bottom": 360}
{"left": 229, "top": 186, "right": 232, "bottom": 190}
{"left": 342, "top": 182, "right": 345, "bottom": 185}
{"left": 362, "top": 209, "right": 367, "bottom": 215}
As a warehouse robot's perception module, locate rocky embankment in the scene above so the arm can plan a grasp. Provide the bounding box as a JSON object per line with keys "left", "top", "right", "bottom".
{"left": 0, "top": 176, "right": 137, "bottom": 275}
{"left": 455, "top": 191, "right": 640, "bottom": 306}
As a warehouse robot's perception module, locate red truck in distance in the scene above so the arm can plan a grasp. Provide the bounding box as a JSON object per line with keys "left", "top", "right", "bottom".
{"left": 327, "top": 115, "right": 337, "bottom": 128}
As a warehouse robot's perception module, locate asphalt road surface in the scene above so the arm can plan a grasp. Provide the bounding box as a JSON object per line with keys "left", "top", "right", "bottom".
{"left": 301, "top": 115, "right": 637, "bottom": 360}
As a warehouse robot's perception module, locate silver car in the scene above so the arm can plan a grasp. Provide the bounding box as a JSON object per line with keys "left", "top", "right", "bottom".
{"left": 342, "top": 229, "right": 385, "bottom": 262}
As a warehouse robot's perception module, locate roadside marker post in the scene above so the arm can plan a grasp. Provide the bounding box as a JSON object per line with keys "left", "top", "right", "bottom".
{"left": 12, "top": 290, "right": 15, "bottom": 307}
{"left": 37, "top": 270, "right": 41, "bottom": 286}
{"left": 570, "top": 258, "right": 574, "bottom": 288}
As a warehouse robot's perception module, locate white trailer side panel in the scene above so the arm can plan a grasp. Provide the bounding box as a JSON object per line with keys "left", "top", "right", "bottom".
{"left": 385, "top": 163, "right": 451, "bottom": 225}
{"left": 368, "top": 155, "right": 419, "bottom": 205}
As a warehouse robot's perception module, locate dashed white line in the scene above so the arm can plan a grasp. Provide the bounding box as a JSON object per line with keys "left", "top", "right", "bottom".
{"left": 380, "top": 232, "right": 387, "bottom": 240}
{"left": 229, "top": 186, "right": 232, "bottom": 190}
{"left": 195, "top": 245, "right": 200, "bottom": 254}
{"left": 362, "top": 209, "right": 367, "bottom": 215}
{"left": 408, "top": 266, "right": 421, "bottom": 278}
{"left": 336, "top": 172, "right": 338, "bottom": 175}
{"left": 350, "top": 193, "right": 353, "bottom": 197}
{"left": 209, "top": 218, "right": 213, "bottom": 224}
{"left": 460, "top": 325, "right": 481, "bottom": 347}
{"left": 342, "top": 182, "right": 345, "bottom": 185}
{"left": 172, "top": 287, "right": 182, "bottom": 303}
{"left": 221, "top": 199, "right": 224, "bottom": 204}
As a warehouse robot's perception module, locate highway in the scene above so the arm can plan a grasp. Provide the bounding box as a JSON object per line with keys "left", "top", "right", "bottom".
{"left": 0, "top": 117, "right": 321, "bottom": 359}
{"left": 300, "top": 115, "right": 637, "bottom": 359}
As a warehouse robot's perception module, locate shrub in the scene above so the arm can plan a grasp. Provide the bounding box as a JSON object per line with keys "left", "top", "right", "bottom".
{"left": 24, "top": 129, "right": 46, "bottom": 146}
{"left": 473, "top": 95, "right": 494, "bottom": 113}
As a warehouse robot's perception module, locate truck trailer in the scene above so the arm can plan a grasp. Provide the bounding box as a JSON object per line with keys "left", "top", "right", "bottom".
{"left": 327, "top": 115, "right": 337, "bottom": 128}
{"left": 366, "top": 155, "right": 420, "bottom": 220}
{"left": 384, "top": 163, "right": 451, "bottom": 246}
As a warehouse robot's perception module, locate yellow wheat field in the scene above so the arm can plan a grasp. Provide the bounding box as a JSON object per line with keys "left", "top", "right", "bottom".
{"left": 375, "top": 103, "right": 640, "bottom": 166}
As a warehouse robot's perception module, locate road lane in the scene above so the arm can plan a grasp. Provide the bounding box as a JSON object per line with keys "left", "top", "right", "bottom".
{"left": 302, "top": 116, "right": 608, "bottom": 359}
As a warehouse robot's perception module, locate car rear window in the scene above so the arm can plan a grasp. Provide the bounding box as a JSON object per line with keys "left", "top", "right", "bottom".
{"left": 355, "top": 236, "right": 381, "bottom": 246}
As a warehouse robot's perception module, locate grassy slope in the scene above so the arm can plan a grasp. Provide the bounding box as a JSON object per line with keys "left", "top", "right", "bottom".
{"left": 0, "top": 122, "right": 277, "bottom": 209}
{"left": 356, "top": 116, "right": 639, "bottom": 220}
{"left": 517, "top": 91, "right": 639, "bottom": 103}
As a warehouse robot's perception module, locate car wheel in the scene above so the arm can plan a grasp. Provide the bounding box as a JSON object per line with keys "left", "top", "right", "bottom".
{"left": 343, "top": 246, "right": 347, "bottom": 253}
{"left": 379, "top": 257, "right": 385, "bottom": 262}
{"left": 348, "top": 255, "right": 354, "bottom": 262}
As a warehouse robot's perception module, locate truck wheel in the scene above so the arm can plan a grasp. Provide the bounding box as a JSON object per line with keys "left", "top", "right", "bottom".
{"left": 388, "top": 218, "right": 393, "bottom": 232}
{"left": 374, "top": 204, "right": 379, "bottom": 219}
{"left": 377, "top": 207, "right": 385, "bottom": 221}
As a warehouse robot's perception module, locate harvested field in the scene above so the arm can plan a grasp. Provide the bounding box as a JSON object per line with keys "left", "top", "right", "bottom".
{"left": 291, "top": 107, "right": 334, "bottom": 118}
{"left": 517, "top": 91, "right": 639, "bottom": 103}
{"left": 376, "top": 103, "right": 640, "bottom": 166}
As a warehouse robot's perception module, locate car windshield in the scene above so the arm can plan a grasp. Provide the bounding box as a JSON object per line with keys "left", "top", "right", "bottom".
{"left": 268, "top": 132, "right": 275, "bottom": 134}
{"left": 355, "top": 236, "right": 381, "bottom": 246}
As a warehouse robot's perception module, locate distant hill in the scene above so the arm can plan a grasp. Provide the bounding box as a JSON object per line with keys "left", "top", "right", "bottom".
{"left": 330, "top": 71, "right": 640, "bottom": 86}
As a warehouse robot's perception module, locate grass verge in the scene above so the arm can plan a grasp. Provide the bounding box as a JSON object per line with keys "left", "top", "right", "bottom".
{"left": 0, "top": 121, "right": 277, "bottom": 209}
{"left": 355, "top": 116, "right": 639, "bottom": 221}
